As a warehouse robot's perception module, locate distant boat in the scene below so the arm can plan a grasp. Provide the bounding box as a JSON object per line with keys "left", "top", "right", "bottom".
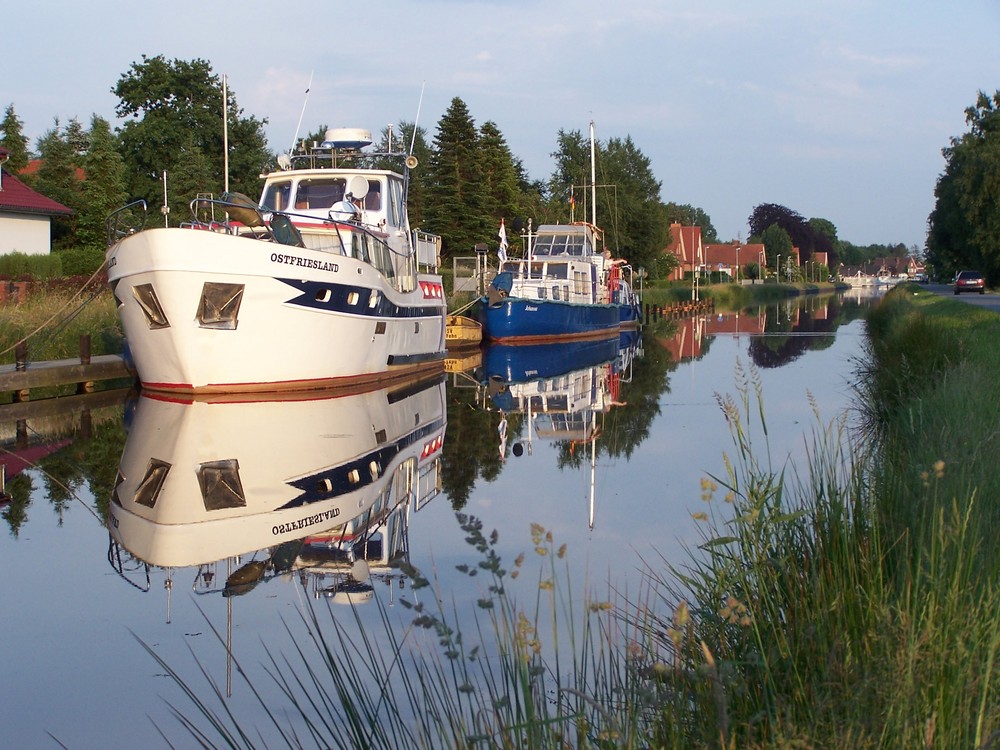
{"left": 105, "top": 127, "right": 446, "bottom": 396}
{"left": 479, "top": 122, "right": 640, "bottom": 342}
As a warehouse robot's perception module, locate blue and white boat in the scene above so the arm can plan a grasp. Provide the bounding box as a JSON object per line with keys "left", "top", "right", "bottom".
{"left": 480, "top": 123, "right": 640, "bottom": 342}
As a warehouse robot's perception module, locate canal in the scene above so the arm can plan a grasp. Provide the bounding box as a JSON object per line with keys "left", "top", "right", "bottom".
{"left": 0, "top": 289, "right": 880, "bottom": 747}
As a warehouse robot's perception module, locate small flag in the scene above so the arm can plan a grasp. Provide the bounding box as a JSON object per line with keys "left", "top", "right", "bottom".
{"left": 498, "top": 219, "right": 508, "bottom": 263}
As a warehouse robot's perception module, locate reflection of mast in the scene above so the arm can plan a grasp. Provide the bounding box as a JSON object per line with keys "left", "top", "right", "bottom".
{"left": 588, "top": 410, "right": 596, "bottom": 530}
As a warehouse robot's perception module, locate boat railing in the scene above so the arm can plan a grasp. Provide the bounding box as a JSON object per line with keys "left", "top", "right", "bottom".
{"left": 105, "top": 199, "right": 148, "bottom": 246}
{"left": 413, "top": 230, "right": 440, "bottom": 274}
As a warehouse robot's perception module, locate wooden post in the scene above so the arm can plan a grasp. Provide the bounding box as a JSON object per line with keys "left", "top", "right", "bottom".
{"left": 15, "top": 340, "right": 27, "bottom": 371}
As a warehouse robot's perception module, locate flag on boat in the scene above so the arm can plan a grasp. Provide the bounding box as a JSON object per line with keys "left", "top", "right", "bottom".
{"left": 497, "top": 414, "right": 508, "bottom": 461}
{"left": 497, "top": 219, "right": 508, "bottom": 263}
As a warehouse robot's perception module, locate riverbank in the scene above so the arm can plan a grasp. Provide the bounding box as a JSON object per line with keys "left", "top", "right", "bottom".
{"left": 657, "top": 282, "right": 1000, "bottom": 747}
{"left": 639, "top": 278, "right": 846, "bottom": 309}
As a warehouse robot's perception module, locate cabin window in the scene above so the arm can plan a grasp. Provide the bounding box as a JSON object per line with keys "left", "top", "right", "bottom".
{"left": 261, "top": 181, "right": 291, "bottom": 212}
{"left": 547, "top": 263, "right": 568, "bottom": 279}
{"left": 294, "top": 178, "right": 346, "bottom": 209}
{"left": 387, "top": 177, "right": 404, "bottom": 228}
{"left": 363, "top": 180, "right": 381, "bottom": 210}
{"left": 551, "top": 285, "right": 560, "bottom": 300}
{"left": 537, "top": 287, "right": 547, "bottom": 299}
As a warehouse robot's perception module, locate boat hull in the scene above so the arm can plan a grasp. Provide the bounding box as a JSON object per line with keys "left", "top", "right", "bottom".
{"left": 107, "top": 228, "right": 446, "bottom": 394}
{"left": 480, "top": 297, "right": 620, "bottom": 343}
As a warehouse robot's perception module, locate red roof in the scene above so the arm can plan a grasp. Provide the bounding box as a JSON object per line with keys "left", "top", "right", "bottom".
{"left": 0, "top": 168, "right": 73, "bottom": 217}
{"left": 21, "top": 158, "right": 86, "bottom": 181}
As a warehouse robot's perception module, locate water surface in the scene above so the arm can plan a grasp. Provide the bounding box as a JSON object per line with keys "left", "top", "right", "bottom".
{"left": 0, "top": 290, "right": 879, "bottom": 747}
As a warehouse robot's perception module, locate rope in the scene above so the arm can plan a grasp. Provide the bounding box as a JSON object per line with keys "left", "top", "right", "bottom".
{"left": 0, "top": 257, "right": 110, "bottom": 360}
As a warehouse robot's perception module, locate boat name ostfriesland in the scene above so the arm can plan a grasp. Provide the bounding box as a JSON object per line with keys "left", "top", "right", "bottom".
{"left": 272, "top": 507, "right": 341, "bottom": 536}
{"left": 270, "top": 252, "right": 340, "bottom": 273}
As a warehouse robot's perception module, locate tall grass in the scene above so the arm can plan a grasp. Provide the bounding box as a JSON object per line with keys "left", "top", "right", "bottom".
{"left": 149, "top": 514, "right": 665, "bottom": 748}
{"left": 0, "top": 284, "right": 122, "bottom": 365}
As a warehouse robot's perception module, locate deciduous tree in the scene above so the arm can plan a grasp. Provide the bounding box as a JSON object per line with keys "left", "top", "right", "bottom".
{"left": 927, "top": 90, "right": 1000, "bottom": 283}
{"left": 113, "top": 55, "right": 270, "bottom": 225}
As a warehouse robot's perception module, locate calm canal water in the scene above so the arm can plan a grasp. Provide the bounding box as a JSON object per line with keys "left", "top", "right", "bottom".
{"left": 0, "top": 289, "right": 881, "bottom": 748}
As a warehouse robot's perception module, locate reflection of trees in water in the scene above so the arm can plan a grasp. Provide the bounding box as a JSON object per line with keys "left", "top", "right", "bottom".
{"left": 441, "top": 384, "right": 520, "bottom": 511}
{"left": 556, "top": 337, "right": 675, "bottom": 470}
{"left": 2, "top": 417, "right": 128, "bottom": 535}
{"left": 747, "top": 294, "right": 861, "bottom": 369}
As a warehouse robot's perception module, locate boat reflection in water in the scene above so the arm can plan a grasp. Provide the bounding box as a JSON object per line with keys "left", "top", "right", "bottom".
{"left": 480, "top": 329, "right": 640, "bottom": 528}
{"left": 107, "top": 375, "right": 446, "bottom": 604}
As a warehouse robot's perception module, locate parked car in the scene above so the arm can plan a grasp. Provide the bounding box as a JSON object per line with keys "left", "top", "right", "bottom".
{"left": 954, "top": 270, "right": 985, "bottom": 295}
{"left": 913, "top": 272, "right": 928, "bottom": 284}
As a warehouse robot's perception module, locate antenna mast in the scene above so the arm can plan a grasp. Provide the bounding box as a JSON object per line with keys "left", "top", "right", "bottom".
{"left": 290, "top": 70, "right": 314, "bottom": 154}
{"left": 589, "top": 120, "right": 597, "bottom": 227}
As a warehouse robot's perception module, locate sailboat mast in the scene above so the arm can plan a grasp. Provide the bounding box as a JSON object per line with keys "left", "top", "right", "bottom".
{"left": 589, "top": 121, "right": 597, "bottom": 227}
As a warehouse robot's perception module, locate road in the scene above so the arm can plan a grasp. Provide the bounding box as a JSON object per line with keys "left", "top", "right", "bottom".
{"left": 925, "top": 282, "right": 1000, "bottom": 314}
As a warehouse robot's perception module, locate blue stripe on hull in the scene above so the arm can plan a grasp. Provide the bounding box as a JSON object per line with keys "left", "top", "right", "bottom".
{"left": 481, "top": 297, "right": 620, "bottom": 341}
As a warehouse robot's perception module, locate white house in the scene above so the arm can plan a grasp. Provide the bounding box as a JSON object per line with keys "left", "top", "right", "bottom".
{"left": 0, "top": 148, "right": 73, "bottom": 256}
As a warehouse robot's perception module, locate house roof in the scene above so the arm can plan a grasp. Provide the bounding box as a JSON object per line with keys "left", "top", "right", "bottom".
{"left": 704, "top": 242, "right": 766, "bottom": 267}
{"left": 21, "top": 158, "right": 86, "bottom": 182}
{"left": 665, "top": 222, "right": 703, "bottom": 264}
{"left": 0, "top": 168, "right": 73, "bottom": 217}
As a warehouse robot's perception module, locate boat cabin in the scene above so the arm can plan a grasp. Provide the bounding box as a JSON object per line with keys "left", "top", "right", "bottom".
{"left": 498, "top": 223, "right": 613, "bottom": 305}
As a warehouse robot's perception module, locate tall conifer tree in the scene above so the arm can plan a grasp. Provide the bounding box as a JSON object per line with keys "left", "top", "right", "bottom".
{"left": 425, "top": 97, "right": 489, "bottom": 259}
{"left": 0, "top": 104, "right": 31, "bottom": 174}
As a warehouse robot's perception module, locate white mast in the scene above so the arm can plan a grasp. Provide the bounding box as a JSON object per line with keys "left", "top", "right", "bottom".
{"left": 222, "top": 74, "right": 230, "bottom": 194}
{"left": 589, "top": 120, "right": 597, "bottom": 227}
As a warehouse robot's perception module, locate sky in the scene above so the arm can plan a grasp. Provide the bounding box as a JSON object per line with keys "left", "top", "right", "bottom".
{"left": 5, "top": 0, "right": 999, "bottom": 250}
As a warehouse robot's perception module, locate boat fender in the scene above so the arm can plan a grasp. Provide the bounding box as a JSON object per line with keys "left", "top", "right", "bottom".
{"left": 487, "top": 285, "right": 507, "bottom": 307}
{"left": 487, "top": 271, "right": 513, "bottom": 307}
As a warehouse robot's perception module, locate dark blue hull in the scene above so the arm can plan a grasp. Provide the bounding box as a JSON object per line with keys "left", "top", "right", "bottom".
{"left": 618, "top": 301, "right": 641, "bottom": 326}
{"left": 481, "top": 297, "right": 620, "bottom": 342}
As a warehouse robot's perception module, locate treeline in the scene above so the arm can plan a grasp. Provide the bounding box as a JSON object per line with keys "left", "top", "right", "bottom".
{"left": 2, "top": 55, "right": 927, "bottom": 280}
{"left": 0, "top": 56, "right": 689, "bottom": 277}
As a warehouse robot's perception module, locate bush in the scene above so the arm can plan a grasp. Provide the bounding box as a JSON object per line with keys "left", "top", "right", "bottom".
{"left": 57, "top": 246, "right": 106, "bottom": 276}
{"left": 0, "top": 251, "right": 62, "bottom": 279}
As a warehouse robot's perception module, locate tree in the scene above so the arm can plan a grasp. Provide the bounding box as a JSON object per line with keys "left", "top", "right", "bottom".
{"left": 387, "top": 121, "right": 432, "bottom": 230}
{"left": 424, "top": 97, "right": 490, "bottom": 258}
{"left": 927, "top": 90, "right": 1000, "bottom": 284}
{"left": 548, "top": 128, "right": 668, "bottom": 270}
{"left": 77, "top": 116, "right": 127, "bottom": 252}
{"left": 478, "top": 121, "right": 522, "bottom": 231}
{"left": 760, "top": 223, "right": 793, "bottom": 271}
{"left": 0, "top": 104, "right": 31, "bottom": 174}
{"left": 113, "top": 55, "right": 270, "bottom": 225}
{"left": 664, "top": 202, "right": 718, "bottom": 242}
{"left": 34, "top": 119, "right": 81, "bottom": 249}
{"left": 748, "top": 203, "right": 821, "bottom": 260}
